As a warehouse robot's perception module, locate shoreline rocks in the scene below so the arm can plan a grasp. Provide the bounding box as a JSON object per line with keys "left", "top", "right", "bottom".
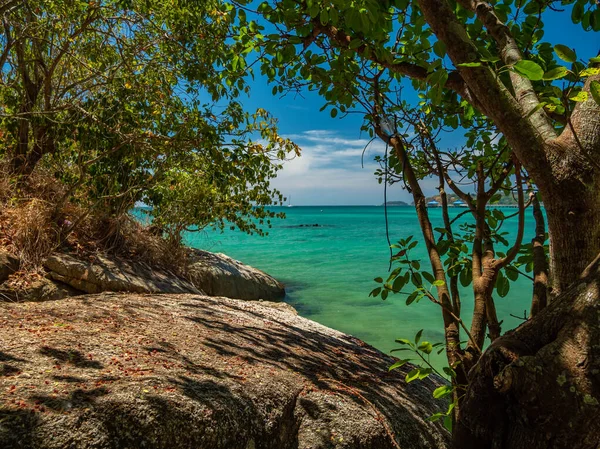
{"left": 44, "top": 253, "right": 200, "bottom": 295}
{"left": 0, "top": 293, "right": 449, "bottom": 449}
{"left": 188, "top": 249, "right": 285, "bottom": 301}
{"left": 0, "top": 248, "right": 285, "bottom": 303}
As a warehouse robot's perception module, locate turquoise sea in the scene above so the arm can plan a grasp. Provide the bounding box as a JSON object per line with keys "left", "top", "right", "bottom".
{"left": 186, "top": 206, "right": 534, "bottom": 368}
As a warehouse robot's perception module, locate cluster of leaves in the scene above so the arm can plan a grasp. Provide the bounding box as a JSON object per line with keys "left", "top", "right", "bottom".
{"left": 388, "top": 329, "right": 457, "bottom": 431}
{"left": 508, "top": 45, "right": 600, "bottom": 113}
{"left": 232, "top": 0, "right": 599, "bottom": 146}
{"left": 0, "top": 0, "right": 299, "bottom": 242}
{"left": 372, "top": 205, "right": 545, "bottom": 301}
{"left": 371, "top": 236, "right": 443, "bottom": 303}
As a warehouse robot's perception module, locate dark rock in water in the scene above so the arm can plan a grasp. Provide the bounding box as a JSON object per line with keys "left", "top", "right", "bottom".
{"left": 0, "top": 250, "right": 19, "bottom": 284}
{"left": 188, "top": 249, "right": 285, "bottom": 301}
{"left": 282, "top": 224, "right": 327, "bottom": 228}
{"left": 0, "top": 293, "right": 450, "bottom": 449}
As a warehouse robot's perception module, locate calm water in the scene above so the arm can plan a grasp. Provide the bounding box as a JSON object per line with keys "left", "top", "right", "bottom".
{"left": 186, "top": 206, "right": 534, "bottom": 368}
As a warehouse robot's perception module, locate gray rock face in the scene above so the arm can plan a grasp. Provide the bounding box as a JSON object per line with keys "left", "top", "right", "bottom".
{"left": 0, "top": 277, "right": 81, "bottom": 302}
{"left": 44, "top": 253, "right": 200, "bottom": 295}
{"left": 188, "top": 250, "right": 285, "bottom": 301}
{"left": 0, "top": 293, "right": 449, "bottom": 449}
{"left": 0, "top": 250, "right": 19, "bottom": 284}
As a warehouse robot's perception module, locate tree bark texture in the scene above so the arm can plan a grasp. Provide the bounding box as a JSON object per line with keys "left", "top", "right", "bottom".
{"left": 455, "top": 254, "right": 600, "bottom": 449}
{"left": 530, "top": 193, "right": 548, "bottom": 317}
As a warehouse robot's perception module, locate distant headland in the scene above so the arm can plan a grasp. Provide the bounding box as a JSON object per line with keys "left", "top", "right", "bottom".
{"left": 380, "top": 201, "right": 410, "bottom": 206}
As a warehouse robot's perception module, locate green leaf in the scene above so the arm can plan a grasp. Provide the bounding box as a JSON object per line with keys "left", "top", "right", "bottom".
{"left": 433, "top": 41, "right": 446, "bottom": 58}
{"left": 590, "top": 81, "right": 600, "bottom": 106}
{"left": 554, "top": 44, "right": 577, "bottom": 63}
{"left": 591, "top": 9, "right": 600, "bottom": 31}
{"left": 349, "top": 39, "right": 363, "bottom": 49}
{"left": 418, "top": 341, "right": 433, "bottom": 354}
{"left": 569, "top": 91, "right": 589, "bottom": 102}
{"left": 433, "top": 385, "right": 453, "bottom": 399}
{"left": 496, "top": 273, "right": 510, "bottom": 298}
{"left": 444, "top": 415, "right": 453, "bottom": 432}
{"left": 422, "top": 271, "right": 435, "bottom": 284}
{"left": 329, "top": 7, "right": 339, "bottom": 24}
{"left": 505, "top": 267, "right": 519, "bottom": 281}
{"left": 457, "top": 62, "right": 482, "bottom": 68}
{"left": 388, "top": 359, "right": 408, "bottom": 371}
{"left": 415, "top": 329, "right": 423, "bottom": 345}
{"left": 428, "top": 412, "right": 445, "bottom": 422}
{"left": 432, "top": 279, "right": 446, "bottom": 287}
{"left": 405, "top": 368, "right": 420, "bottom": 383}
{"left": 405, "top": 291, "right": 418, "bottom": 305}
{"left": 369, "top": 287, "right": 382, "bottom": 297}
{"left": 411, "top": 272, "right": 422, "bottom": 287}
{"left": 459, "top": 269, "right": 471, "bottom": 287}
{"left": 580, "top": 68, "right": 600, "bottom": 77}
{"left": 543, "top": 66, "right": 569, "bottom": 80}
{"left": 319, "top": 9, "right": 329, "bottom": 25}
{"left": 443, "top": 367, "right": 456, "bottom": 379}
{"left": 418, "top": 368, "right": 432, "bottom": 379}
{"left": 330, "top": 108, "right": 338, "bottom": 118}
{"left": 572, "top": 2, "right": 584, "bottom": 24}
{"left": 513, "top": 60, "right": 544, "bottom": 81}
{"left": 393, "top": 276, "right": 407, "bottom": 293}
{"left": 523, "top": 1, "right": 539, "bottom": 14}
{"left": 374, "top": 277, "right": 383, "bottom": 283}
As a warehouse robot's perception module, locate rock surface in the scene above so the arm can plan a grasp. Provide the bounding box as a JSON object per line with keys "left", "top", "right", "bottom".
{"left": 188, "top": 250, "right": 285, "bottom": 301}
{"left": 0, "top": 277, "right": 81, "bottom": 302}
{"left": 0, "top": 293, "right": 449, "bottom": 449}
{"left": 44, "top": 253, "right": 201, "bottom": 295}
{"left": 0, "top": 250, "right": 19, "bottom": 284}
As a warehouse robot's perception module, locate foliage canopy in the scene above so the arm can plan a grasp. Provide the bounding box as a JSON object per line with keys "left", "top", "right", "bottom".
{"left": 0, "top": 0, "right": 299, "bottom": 239}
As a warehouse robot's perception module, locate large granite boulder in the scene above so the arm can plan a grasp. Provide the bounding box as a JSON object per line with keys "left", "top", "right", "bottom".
{"left": 44, "top": 253, "right": 200, "bottom": 295}
{"left": 188, "top": 250, "right": 285, "bottom": 301}
{"left": 0, "top": 250, "right": 19, "bottom": 284}
{"left": 0, "top": 293, "right": 449, "bottom": 449}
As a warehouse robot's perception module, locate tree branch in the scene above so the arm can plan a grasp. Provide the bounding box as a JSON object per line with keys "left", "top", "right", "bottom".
{"left": 456, "top": 0, "right": 556, "bottom": 141}
{"left": 313, "top": 22, "right": 486, "bottom": 112}
{"left": 555, "top": 74, "right": 600, "bottom": 164}
{"left": 416, "top": 0, "right": 552, "bottom": 186}
{"left": 485, "top": 160, "right": 513, "bottom": 199}
{"left": 529, "top": 190, "right": 549, "bottom": 317}
{"left": 494, "top": 160, "right": 525, "bottom": 269}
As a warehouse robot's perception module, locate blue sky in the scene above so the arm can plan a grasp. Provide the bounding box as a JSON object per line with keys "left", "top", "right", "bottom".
{"left": 242, "top": 10, "right": 599, "bottom": 206}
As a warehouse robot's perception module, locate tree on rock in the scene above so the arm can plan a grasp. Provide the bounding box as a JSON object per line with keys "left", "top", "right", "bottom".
{"left": 236, "top": 0, "right": 600, "bottom": 446}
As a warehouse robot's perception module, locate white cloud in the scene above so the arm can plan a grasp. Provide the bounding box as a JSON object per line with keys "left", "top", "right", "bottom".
{"left": 271, "top": 129, "right": 439, "bottom": 205}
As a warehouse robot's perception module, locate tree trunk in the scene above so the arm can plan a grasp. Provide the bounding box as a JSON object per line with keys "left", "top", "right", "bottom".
{"left": 522, "top": 76, "right": 600, "bottom": 294}
{"left": 454, "top": 254, "right": 600, "bottom": 449}
{"left": 542, "top": 181, "right": 600, "bottom": 295}
{"left": 530, "top": 192, "right": 548, "bottom": 317}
